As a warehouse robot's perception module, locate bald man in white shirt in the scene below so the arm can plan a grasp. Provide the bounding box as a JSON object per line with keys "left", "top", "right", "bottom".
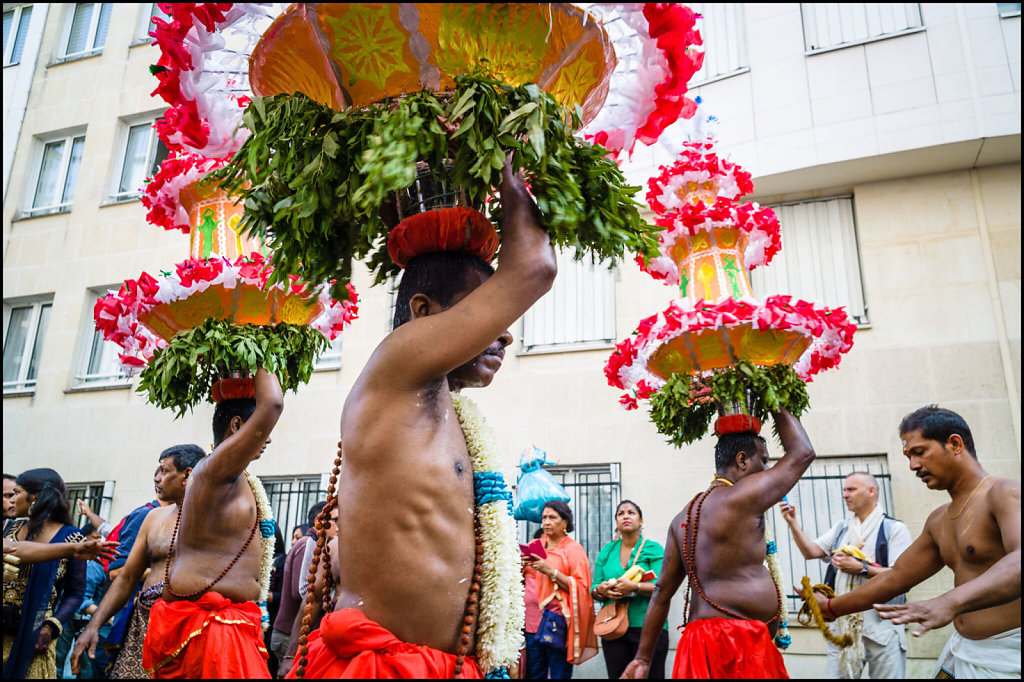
{"left": 780, "top": 472, "right": 912, "bottom": 678}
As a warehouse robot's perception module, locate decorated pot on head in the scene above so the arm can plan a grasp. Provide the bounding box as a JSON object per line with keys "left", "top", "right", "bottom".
{"left": 605, "top": 121, "right": 857, "bottom": 445}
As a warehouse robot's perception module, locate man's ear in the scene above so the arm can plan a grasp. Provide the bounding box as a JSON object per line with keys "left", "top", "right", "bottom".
{"left": 182, "top": 467, "right": 193, "bottom": 482}
{"left": 735, "top": 451, "right": 749, "bottom": 472}
{"left": 947, "top": 433, "right": 965, "bottom": 456}
{"left": 409, "top": 293, "right": 437, "bottom": 320}
{"left": 230, "top": 415, "right": 245, "bottom": 436}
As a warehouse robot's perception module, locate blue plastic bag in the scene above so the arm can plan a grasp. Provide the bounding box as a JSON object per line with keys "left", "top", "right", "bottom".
{"left": 513, "top": 446, "right": 571, "bottom": 522}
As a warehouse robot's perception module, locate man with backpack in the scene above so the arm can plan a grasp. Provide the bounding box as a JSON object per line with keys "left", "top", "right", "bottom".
{"left": 780, "top": 472, "right": 912, "bottom": 678}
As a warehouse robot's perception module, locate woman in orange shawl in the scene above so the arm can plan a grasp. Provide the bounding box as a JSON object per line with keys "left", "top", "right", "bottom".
{"left": 526, "top": 500, "right": 598, "bottom": 678}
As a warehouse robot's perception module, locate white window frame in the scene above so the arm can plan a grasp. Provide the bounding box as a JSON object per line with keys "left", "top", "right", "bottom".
{"left": 801, "top": 3, "right": 925, "bottom": 55}
{"left": 750, "top": 195, "right": 869, "bottom": 326}
{"left": 23, "top": 130, "right": 87, "bottom": 217}
{"left": 3, "top": 4, "right": 33, "bottom": 67}
{"left": 313, "top": 336, "right": 344, "bottom": 371}
{"left": 57, "top": 2, "right": 112, "bottom": 62}
{"left": 67, "top": 480, "right": 115, "bottom": 529}
{"left": 108, "top": 115, "right": 167, "bottom": 203}
{"left": 72, "top": 287, "right": 132, "bottom": 390}
{"left": 689, "top": 3, "right": 750, "bottom": 86}
{"left": 3, "top": 297, "right": 54, "bottom": 395}
{"left": 520, "top": 249, "right": 618, "bottom": 354}
{"left": 133, "top": 3, "right": 168, "bottom": 45}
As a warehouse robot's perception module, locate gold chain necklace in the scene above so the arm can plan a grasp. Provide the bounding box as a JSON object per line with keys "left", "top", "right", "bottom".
{"left": 712, "top": 475, "right": 734, "bottom": 487}
{"left": 946, "top": 474, "right": 991, "bottom": 520}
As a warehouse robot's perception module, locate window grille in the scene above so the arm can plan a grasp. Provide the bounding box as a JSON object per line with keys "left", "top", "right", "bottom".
{"left": 74, "top": 288, "right": 131, "bottom": 388}
{"left": 521, "top": 250, "right": 617, "bottom": 352}
{"left": 66, "top": 480, "right": 115, "bottom": 530}
{"left": 3, "top": 4, "right": 33, "bottom": 66}
{"left": 801, "top": 3, "right": 924, "bottom": 53}
{"left": 26, "top": 134, "right": 86, "bottom": 217}
{"left": 260, "top": 476, "right": 328, "bottom": 551}
{"left": 767, "top": 455, "right": 894, "bottom": 614}
{"left": 517, "top": 463, "right": 621, "bottom": 570}
{"left": 689, "top": 3, "right": 749, "bottom": 84}
{"left": 3, "top": 299, "right": 53, "bottom": 394}
{"left": 111, "top": 119, "right": 168, "bottom": 201}
{"left": 750, "top": 196, "right": 868, "bottom": 325}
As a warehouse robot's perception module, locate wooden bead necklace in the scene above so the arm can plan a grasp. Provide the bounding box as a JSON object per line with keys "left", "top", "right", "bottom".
{"left": 453, "top": 511, "right": 484, "bottom": 679}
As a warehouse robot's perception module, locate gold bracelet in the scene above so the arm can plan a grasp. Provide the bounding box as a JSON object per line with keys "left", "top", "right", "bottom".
{"left": 550, "top": 570, "right": 558, "bottom": 583}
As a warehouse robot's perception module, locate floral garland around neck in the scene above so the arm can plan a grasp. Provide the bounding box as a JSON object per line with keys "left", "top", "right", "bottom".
{"left": 450, "top": 393, "right": 525, "bottom": 676}
{"left": 244, "top": 470, "right": 275, "bottom": 605}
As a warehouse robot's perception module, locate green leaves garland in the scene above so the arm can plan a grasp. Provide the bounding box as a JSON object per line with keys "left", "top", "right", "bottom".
{"left": 213, "top": 73, "right": 659, "bottom": 298}
{"left": 137, "top": 319, "right": 328, "bottom": 418}
{"left": 648, "top": 362, "right": 811, "bottom": 447}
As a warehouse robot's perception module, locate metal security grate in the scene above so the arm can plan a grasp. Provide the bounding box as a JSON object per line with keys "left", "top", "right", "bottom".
{"left": 260, "top": 476, "right": 327, "bottom": 549}
{"left": 517, "top": 463, "right": 621, "bottom": 570}
{"left": 66, "top": 481, "right": 114, "bottom": 531}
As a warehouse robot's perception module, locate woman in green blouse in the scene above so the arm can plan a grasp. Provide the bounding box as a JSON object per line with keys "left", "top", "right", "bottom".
{"left": 591, "top": 500, "right": 669, "bottom": 679}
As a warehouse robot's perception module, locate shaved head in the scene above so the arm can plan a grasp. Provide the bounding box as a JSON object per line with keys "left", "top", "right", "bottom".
{"left": 847, "top": 471, "right": 878, "bottom": 490}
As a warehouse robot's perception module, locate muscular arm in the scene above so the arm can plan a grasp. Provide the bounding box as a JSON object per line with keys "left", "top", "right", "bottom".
{"left": 733, "top": 408, "right": 816, "bottom": 514}
{"left": 876, "top": 480, "right": 1021, "bottom": 635}
{"left": 623, "top": 526, "right": 685, "bottom": 678}
{"left": 71, "top": 514, "right": 154, "bottom": 672}
{"left": 200, "top": 368, "right": 283, "bottom": 484}
{"left": 364, "top": 161, "right": 556, "bottom": 393}
{"left": 779, "top": 502, "right": 828, "bottom": 560}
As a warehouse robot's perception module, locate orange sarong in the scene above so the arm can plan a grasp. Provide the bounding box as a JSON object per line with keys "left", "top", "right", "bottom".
{"left": 285, "top": 608, "right": 483, "bottom": 679}
{"left": 142, "top": 592, "right": 270, "bottom": 679}
{"left": 672, "top": 618, "right": 788, "bottom": 679}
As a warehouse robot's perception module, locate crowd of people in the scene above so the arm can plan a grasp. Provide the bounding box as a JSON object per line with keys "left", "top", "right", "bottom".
{"left": 3, "top": 161, "right": 1020, "bottom": 680}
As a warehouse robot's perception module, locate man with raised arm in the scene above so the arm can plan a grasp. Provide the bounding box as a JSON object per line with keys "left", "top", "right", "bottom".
{"left": 622, "top": 409, "right": 816, "bottom": 679}
{"left": 69, "top": 444, "right": 205, "bottom": 679}
{"left": 141, "top": 368, "right": 283, "bottom": 679}
{"left": 289, "top": 160, "right": 555, "bottom": 679}
{"left": 812, "top": 406, "right": 1020, "bottom": 679}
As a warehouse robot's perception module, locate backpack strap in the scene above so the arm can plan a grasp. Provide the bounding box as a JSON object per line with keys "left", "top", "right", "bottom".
{"left": 822, "top": 518, "right": 850, "bottom": 591}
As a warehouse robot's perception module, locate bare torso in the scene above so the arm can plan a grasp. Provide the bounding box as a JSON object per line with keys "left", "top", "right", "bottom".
{"left": 930, "top": 478, "right": 1020, "bottom": 639}
{"left": 164, "top": 470, "right": 262, "bottom": 604}
{"left": 678, "top": 486, "right": 779, "bottom": 630}
{"left": 141, "top": 504, "right": 177, "bottom": 590}
{"left": 336, "top": 380, "right": 476, "bottom": 653}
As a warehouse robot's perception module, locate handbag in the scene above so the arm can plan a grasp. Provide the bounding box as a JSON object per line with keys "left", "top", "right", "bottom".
{"left": 536, "top": 605, "right": 568, "bottom": 650}
{"left": 594, "top": 538, "right": 647, "bottom": 641}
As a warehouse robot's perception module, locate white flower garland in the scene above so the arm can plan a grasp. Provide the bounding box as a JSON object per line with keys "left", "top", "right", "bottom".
{"left": 764, "top": 526, "right": 791, "bottom": 649}
{"left": 450, "top": 393, "right": 525, "bottom": 675}
{"left": 244, "top": 470, "right": 275, "bottom": 604}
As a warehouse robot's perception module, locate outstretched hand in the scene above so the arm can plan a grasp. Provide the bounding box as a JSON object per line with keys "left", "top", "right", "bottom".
{"left": 621, "top": 658, "right": 651, "bottom": 679}
{"left": 874, "top": 596, "right": 956, "bottom": 637}
{"left": 72, "top": 539, "right": 119, "bottom": 562}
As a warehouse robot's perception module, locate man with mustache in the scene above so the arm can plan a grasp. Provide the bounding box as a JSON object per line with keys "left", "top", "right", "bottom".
{"left": 289, "top": 160, "right": 556, "bottom": 679}
{"left": 70, "top": 445, "right": 205, "bottom": 679}
{"left": 815, "top": 405, "right": 1020, "bottom": 679}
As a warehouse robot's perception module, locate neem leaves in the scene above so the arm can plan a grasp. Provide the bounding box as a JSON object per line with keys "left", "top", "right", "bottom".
{"left": 137, "top": 319, "right": 328, "bottom": 418}
{"left": 648, "top": 362, "right": 811, "bottom": 448}
{"left": 213, "top": 73, "right": 659, "bottom": 299}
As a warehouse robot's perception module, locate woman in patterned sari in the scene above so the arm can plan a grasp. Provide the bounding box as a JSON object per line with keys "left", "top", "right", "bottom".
{"left": 3, "top": 469, "right": 86, "bottom": 679}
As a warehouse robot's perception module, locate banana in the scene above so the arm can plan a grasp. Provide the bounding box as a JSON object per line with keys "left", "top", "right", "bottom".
{"left": 620, "top": 564, "right": 644, "bottom": 582}
{"left": 835, "top": 545, "right": 869, "bottom": 562}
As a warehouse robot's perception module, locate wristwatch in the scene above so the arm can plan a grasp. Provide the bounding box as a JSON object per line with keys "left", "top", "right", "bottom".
{"left": 859, "top": 561, "right": 869, "bottom": 576}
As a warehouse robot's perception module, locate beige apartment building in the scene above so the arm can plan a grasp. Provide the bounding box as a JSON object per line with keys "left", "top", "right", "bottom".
{"left": 3, "top": 3, "right": 1020, "bottom": 677}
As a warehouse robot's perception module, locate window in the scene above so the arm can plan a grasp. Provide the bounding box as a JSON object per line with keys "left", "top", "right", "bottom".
{"left": 67, "top": 481, "right": 115, "bottom": 530}
{"left": 801, "top": 3, "right": 924, "bottom": 53}
{"left": 26, "top": 133, "right": 86, "bottom": 216}
{"left": 998, "top": 3, "right": 1021, "bottom": 17}
{"left": 3, "top": 4, "right": 33, "bottom": 66}
{"left": 517, "top": 463, "right": 621, "bottom": 569}
{"left": 3, "top": 298, "right": 53, "bottom": 394}
{"left": 750, "top": 196, "right": 868, "bottom": 325}
{"left": 766, "top": 455, "right": 894, "bottom": 614}
{"left": 135, "top": 3, "right": 169, "bottom": 43}
{"left": 110, "top": 118, "right": 168, "bottom": 201}
{"left": 313, "top": 336, "right": 344, "bottom": 370}
{"left": 520, "top": 250, "right": 617, "bottom": 352}
{"left": 74, "top": 288, "right": 132, "bottom": 388}
{"left": 59, "top": 3, "right": 112, "bottom": 60}
{"left": 261, "top": 476, "right": 329, "bottom": 550}
{"left": 689, "top": 3, "right": 748, "bottom": 84}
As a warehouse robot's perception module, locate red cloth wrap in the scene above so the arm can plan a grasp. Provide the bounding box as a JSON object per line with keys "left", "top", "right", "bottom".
{"left": 285, "top": 608, "right": 483, "bottom": 679}
{"left": 714, "top": 414, "right": 762, "bottom": 436}
{"left": 387, "top": 207, "right": 498, "bottom": 268}
{"left": 211, "top": 377, "right": 255, "bottom": 402}
{"left": 672, "top": 618, "right": 788, "bottom": 679}
{"left": 142, "top": 593, "right": 270, "bottom": 679}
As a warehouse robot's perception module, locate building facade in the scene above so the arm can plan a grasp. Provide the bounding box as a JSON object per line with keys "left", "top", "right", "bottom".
{"left": 3, "top": 3, "right": 1020, "bottom": 677}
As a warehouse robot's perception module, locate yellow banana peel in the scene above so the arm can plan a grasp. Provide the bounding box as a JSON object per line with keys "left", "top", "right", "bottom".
{"left": 835, "top": 544, "right": 869, "bottom": 561}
